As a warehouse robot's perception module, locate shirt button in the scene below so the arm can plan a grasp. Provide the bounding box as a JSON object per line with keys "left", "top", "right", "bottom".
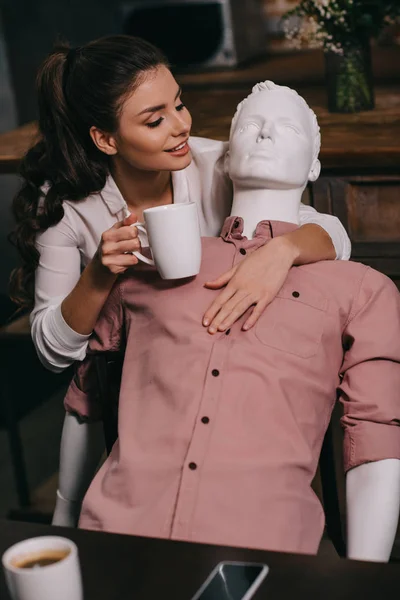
{"left": 211, "top": 369, "right": 220, "bottom": 377}
{"left": 201, "top": 416, "right": 210, "bottom": 424}
{"left": 240, "top": 248, "right": 247, "bottom": 255}
{"left": 188, "top": 462, "right": 197, "bottom": 470}
{"left": 292, "top": 291, "right": 300, "bottom": 298}
{"left": 225, "top": 329, "right": 231, "bottom": 336}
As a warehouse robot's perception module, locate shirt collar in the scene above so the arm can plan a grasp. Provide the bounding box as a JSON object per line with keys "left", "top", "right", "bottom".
{"left": 220, "top": 216, "right": 299, "bottom": 242}
{"left": 99, "top": 171, "right": 189, "bottom": 216}
{"left": 100, "top": 175, "right": 127, "bottom": 216}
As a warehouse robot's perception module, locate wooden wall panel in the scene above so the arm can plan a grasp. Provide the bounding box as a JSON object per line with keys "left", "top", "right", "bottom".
{"left": 346, "top": 183, "right": 400, "bottom": 243}
{"left": 312, "top": 176, "right": 400, "bottom": 287}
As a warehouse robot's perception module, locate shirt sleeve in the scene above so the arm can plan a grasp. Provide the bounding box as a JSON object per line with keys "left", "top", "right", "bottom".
{"left": 63, "top": 282, "right": 124, "bottom": 421}
{"left": 30, "top": 209, "right": 90, "bottom": 373}
{"left": 299, "top": 203, "right": 351, "bottom": 261}
{"left": 338, "top": 268, "right": 400, "bottom": 472}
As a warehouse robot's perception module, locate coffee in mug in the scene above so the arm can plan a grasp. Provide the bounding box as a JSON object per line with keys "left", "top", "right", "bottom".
{"left": 11, "top": 548, "right": 71, "bottom": 569}
{"left": 2, "top": 536, "right": 83, "bottom": 600}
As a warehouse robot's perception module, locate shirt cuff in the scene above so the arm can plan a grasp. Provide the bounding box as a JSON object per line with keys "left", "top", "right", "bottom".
{"left": 49, "top": 304, "right": 91, "bottom": 350}
{"left": 343, "top": 422, "right": 400, "bottom": 473}
{"left": 64, "top": 378, "right": 102, "bottom": 422}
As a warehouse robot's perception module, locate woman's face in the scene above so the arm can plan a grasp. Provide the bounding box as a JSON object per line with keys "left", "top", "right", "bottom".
{"left": 112, "top": 65, "right": 192, "bottom": 172}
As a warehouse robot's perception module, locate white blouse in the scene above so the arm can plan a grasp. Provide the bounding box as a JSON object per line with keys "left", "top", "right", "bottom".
{"left": 31, "top": 137, "right": 351, "bottom": 372}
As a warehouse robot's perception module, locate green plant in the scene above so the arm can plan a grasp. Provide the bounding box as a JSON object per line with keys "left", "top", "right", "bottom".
{"left": 283, "top": 0, "right": 400, "bottom": 53}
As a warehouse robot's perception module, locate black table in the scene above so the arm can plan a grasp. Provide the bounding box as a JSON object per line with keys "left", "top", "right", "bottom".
{"left": 1, "top": 519, "right": 399, "bottom": 599}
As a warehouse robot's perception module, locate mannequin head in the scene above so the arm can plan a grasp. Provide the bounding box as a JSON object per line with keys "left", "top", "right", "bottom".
{"left": 227, "top": 81, "right": 321, "bottom": 191}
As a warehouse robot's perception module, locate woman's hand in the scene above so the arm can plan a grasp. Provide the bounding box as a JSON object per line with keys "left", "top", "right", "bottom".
{"left": 95, "top": 213, "right": 142, "bottom": 275}
{"left": 203, "top": 237, "right": 297, "bottom": 334}
{"left": 62, "top": 213, "right": 143, "bottom": 337}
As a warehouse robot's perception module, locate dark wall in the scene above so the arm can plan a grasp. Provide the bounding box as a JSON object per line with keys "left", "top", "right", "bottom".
{"left": 1, "top": 0, "right": 121, "bottom": 124}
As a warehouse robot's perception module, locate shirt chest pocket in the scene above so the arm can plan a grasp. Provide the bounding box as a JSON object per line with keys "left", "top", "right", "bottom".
{"left": 255, "top": 284, "right": 328, "bottom": 358}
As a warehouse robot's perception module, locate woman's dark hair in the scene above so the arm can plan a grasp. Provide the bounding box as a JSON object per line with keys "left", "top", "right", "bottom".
{"left": 9, "top": 35, "right": 168, "bottom": 308}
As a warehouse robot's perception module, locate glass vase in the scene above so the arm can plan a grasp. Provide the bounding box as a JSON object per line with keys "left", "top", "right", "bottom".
{"left": 324, "top": 41, "right": 375, "bottom": 113}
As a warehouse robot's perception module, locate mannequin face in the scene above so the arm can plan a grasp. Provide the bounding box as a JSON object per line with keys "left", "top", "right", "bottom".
{"left": 228, "top": 89, "right": 319, "bottom": 189}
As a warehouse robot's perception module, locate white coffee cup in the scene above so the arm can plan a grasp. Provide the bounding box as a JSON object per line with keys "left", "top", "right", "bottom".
{"left": 2, "top": 536, "right": 83, "bottom": 600}
{"left": 131, "top": 202, "right": 202, "bottom": 280}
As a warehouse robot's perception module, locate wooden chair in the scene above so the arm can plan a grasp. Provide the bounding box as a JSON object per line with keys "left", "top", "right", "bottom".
{"left": 319, "top": 419, "right": 346, "bottom": 557}
{"left": 93, "top": 352, "right": 346, "bottom": 557}
{"left": 0, "top": 312, "right": 74, "bottom": 516}
{"left": 93, "top": 352, "right": 122, "bottom": 456}
{"left": 0, "top": 313, "right": 32, "bottom": 508}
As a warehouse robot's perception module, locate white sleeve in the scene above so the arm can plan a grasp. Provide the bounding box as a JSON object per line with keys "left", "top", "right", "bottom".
{"left": 30, "top": 213, "right": 90, "bottom": 373}
{"left": 299, "top": 203, "right": 351, "bottom": 261}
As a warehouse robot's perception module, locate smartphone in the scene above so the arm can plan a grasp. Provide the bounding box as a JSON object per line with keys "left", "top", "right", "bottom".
{"left": 190, "top": 561, "right": 269, "bottom": 600}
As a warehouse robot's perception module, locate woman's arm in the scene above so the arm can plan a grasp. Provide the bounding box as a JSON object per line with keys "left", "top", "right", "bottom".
{"left": 60, "top": 213, "right": 140, "bottom": 336}
{"left": 203, "top": 215, "right": 350, "bottom": 333}
{"left": 282, "top": 222, "right": 335, "bottom": 264}
{"left": 31, "top": 228, "right": 93, "bottom": 372}
{"left": 298, "top": 203, "right": 351, "bottom": 261}
{"left": 31, "top": 212, "right": 139, "bottom": 372}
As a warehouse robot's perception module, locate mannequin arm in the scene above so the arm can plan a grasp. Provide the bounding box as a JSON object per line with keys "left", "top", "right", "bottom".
{"left": 52, "top": 412, "right": 105, "bottom": 527}
{"left": 346, "top": 458, "right": 400, "bottom": 562}
{"left": 53, "top": 283, "right": 124, "bottom": 526}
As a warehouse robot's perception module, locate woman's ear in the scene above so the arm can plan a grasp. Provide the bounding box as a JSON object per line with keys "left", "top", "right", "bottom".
{"left": 89, "top": 126, "right": 118, "bottom": 156}
{"left": 308, "top": 158, "right": 321, "bottom": 182}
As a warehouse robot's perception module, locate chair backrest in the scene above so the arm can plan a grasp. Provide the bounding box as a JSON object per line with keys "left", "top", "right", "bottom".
{"left": 93, "top": 353, "right": 121, "bottom": 455}
{"left": 93, "top": 352, "right": 346, "bottom": 557}
{"left": 319, "top": 420, "right": 346, "bottom": 557}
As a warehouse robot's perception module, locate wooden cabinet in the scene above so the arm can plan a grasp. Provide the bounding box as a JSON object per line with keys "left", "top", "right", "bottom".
{"left": 312, "top": 175, "right": 400, "bottom": 288}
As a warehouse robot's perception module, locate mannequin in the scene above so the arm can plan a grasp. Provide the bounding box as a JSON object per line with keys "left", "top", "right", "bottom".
{"left": 54, "top": 82, "right": 400, "bottom": 562}
{"left": 226, "top": 81, "right": 400, "bottom": 561}
{"left": 52, "top": 415, "right": 104, "bottom": 527}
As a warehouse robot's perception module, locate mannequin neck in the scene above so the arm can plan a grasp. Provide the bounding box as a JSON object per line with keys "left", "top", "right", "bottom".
{"left": 230, "top": 185, "right": 301, "bottom": 239}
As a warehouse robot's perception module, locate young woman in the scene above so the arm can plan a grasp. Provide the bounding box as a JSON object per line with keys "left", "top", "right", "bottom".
{"left": 9, "top": 35, "right": 350, "bottom": 525}
{"left": 10, "top": 35, "right": 350, "bottom": 372}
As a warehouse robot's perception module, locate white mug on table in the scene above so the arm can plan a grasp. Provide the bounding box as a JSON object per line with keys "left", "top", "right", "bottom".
{"left": 2, "top": 536, "right": 83, "bottom": 600}
{"left": 129, "top": 202, "right": 202, "bottom": 280}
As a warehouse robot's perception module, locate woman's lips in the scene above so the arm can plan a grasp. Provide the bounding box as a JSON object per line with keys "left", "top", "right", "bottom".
{"left": 165, "top": 141, "right": 190, "bottom": 157}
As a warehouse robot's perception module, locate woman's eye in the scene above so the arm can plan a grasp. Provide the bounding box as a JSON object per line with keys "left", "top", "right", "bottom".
{"left": 176, "top": 102, "right": 185, "bottom": 112}
{"left": 146, "top": 117, "right": 164, "bottom": 129}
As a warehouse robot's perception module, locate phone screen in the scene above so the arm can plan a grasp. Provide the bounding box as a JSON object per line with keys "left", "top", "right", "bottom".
{"left": 192, "top": 562, "right": 268, "bottom": 600}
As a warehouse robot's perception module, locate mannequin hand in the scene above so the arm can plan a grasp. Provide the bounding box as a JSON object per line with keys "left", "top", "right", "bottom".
{"left": 203, "top": 237, "right": 297, "bottom": 333}
{"left": 95, "top": 213, "right": 142, "bottom": 275}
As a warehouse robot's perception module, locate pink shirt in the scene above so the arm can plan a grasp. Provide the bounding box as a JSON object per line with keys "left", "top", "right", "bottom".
{"left": 65, "top": 218, "right": 400, "bottom": 555}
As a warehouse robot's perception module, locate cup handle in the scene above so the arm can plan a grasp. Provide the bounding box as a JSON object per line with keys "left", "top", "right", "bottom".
{"left": 131, "top": 222, "right": 155, "bottom": 266}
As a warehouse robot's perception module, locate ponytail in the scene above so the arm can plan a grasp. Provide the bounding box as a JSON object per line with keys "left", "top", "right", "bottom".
{"left": 9, "top": 36, "right": 168, "bottom": 308}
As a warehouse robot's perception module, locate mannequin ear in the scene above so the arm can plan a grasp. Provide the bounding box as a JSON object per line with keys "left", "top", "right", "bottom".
{"left": 90, "top": 126, "right": 118, "bottom": 156}
{"left": 224, "top": 150, "right": 230, "bottom": 175}
{"left": 308, "top": 158, "right": 321, "bottom": 182}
